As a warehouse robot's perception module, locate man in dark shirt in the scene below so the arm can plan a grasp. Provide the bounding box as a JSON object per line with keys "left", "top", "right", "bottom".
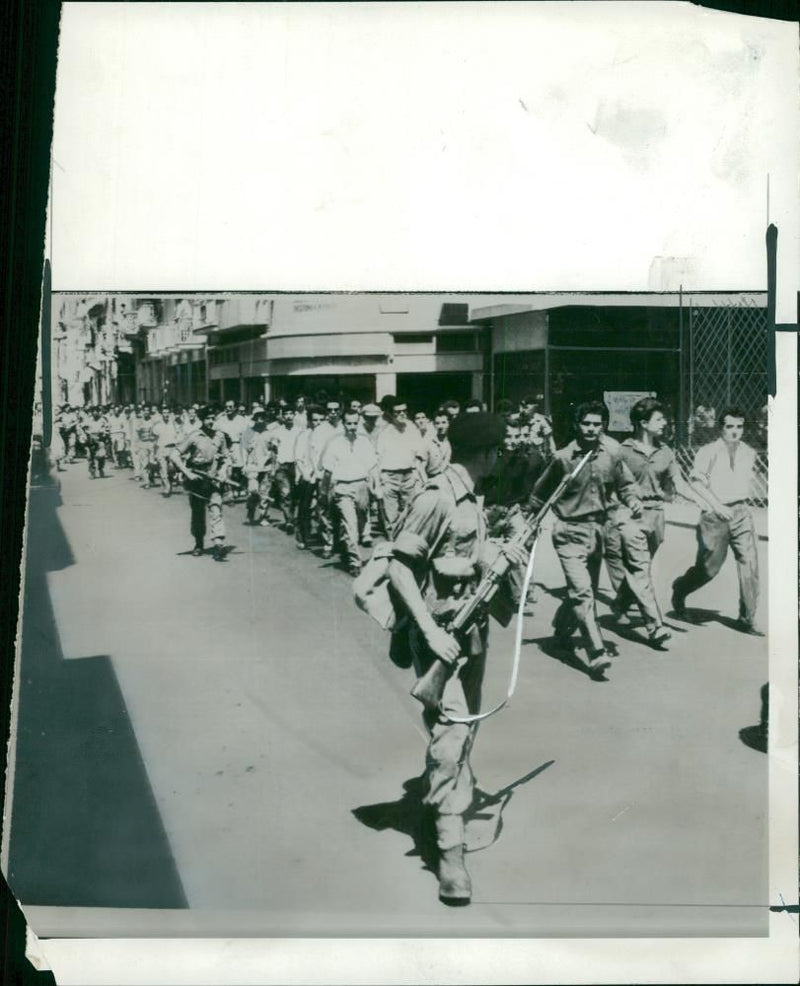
{"left": 530, "top": 401, "right": 643, "bottom": 677}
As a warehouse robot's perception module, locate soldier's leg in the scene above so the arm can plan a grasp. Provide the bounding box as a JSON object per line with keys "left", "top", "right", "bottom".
{"left": 728, "top": 505, "right": 760, "bottom": 626}
{"left": 208, "top": 489, "right": 226, "bottom": 559}
{"left": 188, "top": 483, "right": 207, "bottom": 552}
{"left": 672, "top": 512, "right": 730, "bottom": 606}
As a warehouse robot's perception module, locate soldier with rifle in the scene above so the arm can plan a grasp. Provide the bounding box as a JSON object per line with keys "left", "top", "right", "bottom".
{"left": 169, "top": 405, "right": 233, "bottom": 561}
{"left": 386, "top": 412, "right": 529, "bottom": 907}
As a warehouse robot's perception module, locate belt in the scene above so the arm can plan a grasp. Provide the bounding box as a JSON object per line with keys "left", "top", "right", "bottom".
{"left": 557, "top": 510, "right": 606, "bottom": 523}
{"left": 641, "top": 501, "right": 665, "bottom": 510}
{"left": 724, "top": 499, "right": 748, "bottom": 507}
{"left": 382, "top": 467, "right": 414, "bottom": 474}
{"left": 334, "top": 477, "right": 367, "bottom": 484}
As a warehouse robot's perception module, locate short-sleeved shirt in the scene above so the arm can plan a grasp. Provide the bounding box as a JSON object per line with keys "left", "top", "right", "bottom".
{"left": 377, "top": 423, "right": 426, "bottom": 471}
{"left": 619, "top": 438, "right": 683, "bottom": 502}
{"left": 214, "top": 414, "right": 247, "bottom": 445}
{"left": 393, "top": 464, "right": 486, "bottom": 640}
{"left": 321, "top": 433, "right": 377, "bottom": 483}
{"left": 531, "top": 436, "right": 640, "bottom": 520}
{"left": 243, "top": 429, "right": 274, "bottom": 472}
{"left": 271, "top": 423, "right": 299, "bottom": 465}
{"left": 84, "top": 417, "right": 109, "bottom": 440}
{"left": 176, "top": 427, "right": 227, "bottom": 471}
{"left": 424, "top": 434, "right": 452, "bottom": 477}
{"left": 136, "top": 419, "right": 157, "bottom": 444}
{"left": 152, "top": 418, "right": 180, "bottom": 450}
{"left": 691, "top": 438, "right": 755, "bottom": 504}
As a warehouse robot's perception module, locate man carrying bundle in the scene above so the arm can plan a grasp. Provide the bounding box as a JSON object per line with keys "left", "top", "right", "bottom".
{"left": 387, "top": 412, "right": 527, "bottom": 906}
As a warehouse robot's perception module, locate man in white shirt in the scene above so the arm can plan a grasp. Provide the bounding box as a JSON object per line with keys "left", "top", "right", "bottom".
{"left": 314, "top": 401, "right": 343, "bottom": 557}
{"left": 375, "top": 398, "right": 426, "bottom": 532}
{"left": 152, "top": 406, "right": 181, "bottom": 496}
{"left": 671, "top": 407, "right": 761, "bottom": 635}
{"left": 320, "top": 409, "right": 378, "bottom": 575}
{"left": 215, "top": 400, "right": 247, "bottom": 496}
{"left": 293, "top": 406, "right": 325, "bottom": 550}
{"left": 269, "top": 404, "right": 300, "bottom": 531}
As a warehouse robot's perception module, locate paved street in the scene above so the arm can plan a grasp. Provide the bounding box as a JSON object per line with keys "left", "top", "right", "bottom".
{"left": 8, "top": 458, "right": 768, "bottom": 937}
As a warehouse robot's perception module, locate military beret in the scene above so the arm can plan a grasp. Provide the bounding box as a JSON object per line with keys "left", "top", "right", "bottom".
{"left": 448, "top": 412, "right": 505, "bottom": 453}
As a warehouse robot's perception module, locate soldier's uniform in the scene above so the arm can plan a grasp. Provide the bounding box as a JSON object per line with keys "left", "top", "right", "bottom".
{"left": 174, "top": 424, "right": 230, "bottom": 558}
{"left": 392, "top": 464, "right": 488, "bottom": 876}
{"left": 320, "top": 431, "right": 377, "bottom": 574}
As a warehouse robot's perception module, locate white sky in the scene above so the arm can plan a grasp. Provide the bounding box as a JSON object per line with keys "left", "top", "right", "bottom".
{"left": 51, "top": 2, "right": 797, "bottom": 311}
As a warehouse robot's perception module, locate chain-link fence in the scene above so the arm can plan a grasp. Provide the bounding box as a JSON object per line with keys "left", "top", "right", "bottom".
{"left": 673, "top": 296, "right": 768, "bottom": 504}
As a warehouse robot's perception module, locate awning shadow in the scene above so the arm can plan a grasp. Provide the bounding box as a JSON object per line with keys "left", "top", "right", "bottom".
{"left": 6, "top": 470, "right": 187, "bottom": 908}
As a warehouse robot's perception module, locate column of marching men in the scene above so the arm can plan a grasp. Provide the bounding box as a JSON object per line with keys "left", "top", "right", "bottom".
{"left": 48, "top": 390, "right": 762, "bottom": 672}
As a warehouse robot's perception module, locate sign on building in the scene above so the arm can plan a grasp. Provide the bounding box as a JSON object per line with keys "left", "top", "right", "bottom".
{"left": 603, "top": 391, "right": 656, "bottom": 432}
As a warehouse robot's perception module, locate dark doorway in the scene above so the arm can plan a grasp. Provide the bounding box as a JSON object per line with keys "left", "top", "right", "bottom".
{"left": 396, "top": 372, "right": 473, "bottom": 415}
{"left": 548, "top": 348, "right": 680, "bottom": 446}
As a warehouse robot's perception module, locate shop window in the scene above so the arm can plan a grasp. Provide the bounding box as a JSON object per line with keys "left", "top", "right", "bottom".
{"left": 436, "top": 332, "right": 477, "bottom": 353}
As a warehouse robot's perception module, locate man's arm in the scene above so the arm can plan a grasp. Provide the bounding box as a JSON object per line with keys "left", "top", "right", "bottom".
{"left": 689, "top": 445, "right": 733, "bottom": 520}
{"left": 388, "top": 557, "right": 460, "bottom": 663}
{"left": 614, "top": 458, "right": 643, "bottom": 517}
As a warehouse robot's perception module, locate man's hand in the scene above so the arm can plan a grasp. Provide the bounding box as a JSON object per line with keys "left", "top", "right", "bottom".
{"left": 423, "top": 625, "right": 460, "bottom": 664}
{"left": 629, "top": 501, "right": 643, "bottom": 520}
{"left": 501, "top": 541, "right": 531, "bottom": 568}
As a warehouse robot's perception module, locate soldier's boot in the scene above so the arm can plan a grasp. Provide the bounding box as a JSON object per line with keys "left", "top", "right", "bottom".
{"left": 435, "top": 815, "right": 471, "bottom": 906}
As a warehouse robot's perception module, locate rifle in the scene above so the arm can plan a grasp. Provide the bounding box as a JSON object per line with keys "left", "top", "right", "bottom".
{"left": 410, "top": 449, "right": 594, "bottom": 713}
{"left": 186, "top": 467, "right": 245, "bottom": 491}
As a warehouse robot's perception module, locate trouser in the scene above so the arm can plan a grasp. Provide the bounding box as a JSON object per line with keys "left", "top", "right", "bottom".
{"left": 380, "top": 470, "right": 421, "bottom": 535}
{"left": 157, "top": 451, "right": 176, "bottom": 491}
{"left": 672, "top": 505, "right": 759, "bottom": 625}
{"left": 185, "top": 477, "right": 225, "bottom": 547}
{"left": 135, "top": 442, "right": 156, "bottom": 480}
{"left": 61, "top": 427, "right": 76, "bottom": 460}
{"left": 246, "top": 470, "right": 273, "bottom": 521}
{"left": 604, "top": 511, "right": 663, "bottom": 631}
{"left": 409, "top": 620, "right": 487, "bottom": 841}
{"left": 110, "top": 433, "right": 126, "bottom": 464}
{"left": 273, "top": 463, "right": 295, "bottom": 526}
{"left": 295, "top": 479, "right": 316, "bottom": 546}
{"left": 316, "top": 481, "right": 334, "bottom": 551}
{"left": 613, "top": 506, "right": 666, "bottom": 618}
{"left": 87, "top": 439, "right": 107, "bottom": 476}
{"left": 333, "top": 479, "right": 369, "bottom": 570}
{"left": 551, "top": 515, "right": 607, "bottom": 653}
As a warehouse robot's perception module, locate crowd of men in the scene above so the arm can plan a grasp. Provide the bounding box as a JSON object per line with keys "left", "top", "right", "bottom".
{"left": 46, "top": 390, "right": 763, "bottom": 907}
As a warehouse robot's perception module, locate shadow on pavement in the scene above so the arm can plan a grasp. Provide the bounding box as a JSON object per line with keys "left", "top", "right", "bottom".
{"left": 739, "top": 683, "right": 769, "bottom": 755}
{"left": 352, "top": 761, "right": 556, "bottom": 873}
{"left": 7, "top": 462, "right": 187, "bottom": 908}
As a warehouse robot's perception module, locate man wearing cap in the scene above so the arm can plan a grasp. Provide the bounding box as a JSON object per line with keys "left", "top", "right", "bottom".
{"left": 242, "top": 408, "right": 275, "bottom": 526}
{"left": 320, "top": 409, "right": 378, "bottom": 575}
{"left": 387, "top": 412, "right": 527, "bottom": 906}
{"left": 375, "top": 397, "right": 426, "bottom": 533}
{"left": 170, "top": 406, "right": 231, "bottom": 560}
